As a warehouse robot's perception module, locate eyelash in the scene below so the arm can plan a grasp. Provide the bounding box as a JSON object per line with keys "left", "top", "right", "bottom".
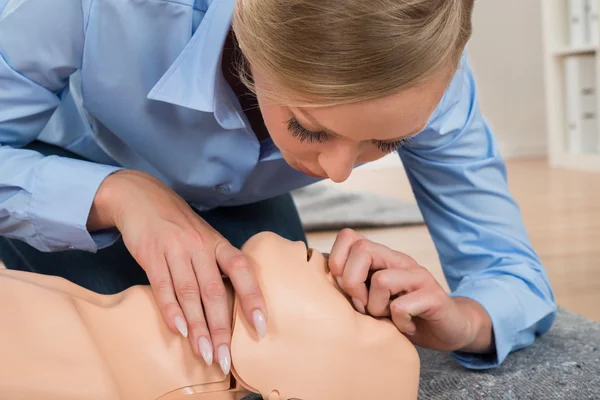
{"left": 286, "top": 118, "right": 412, "bottom": 153}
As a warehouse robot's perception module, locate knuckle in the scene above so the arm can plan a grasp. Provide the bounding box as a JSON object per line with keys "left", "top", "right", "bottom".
{"left": 209, "top": 325, "right": 232, "bottom": 342}
{"left": 201, "top": 281, "right": 227, "bottom": 300}
{"left": 176, "top": 228, "right": 204, "bottom": 248}
{"left": 162, "top": 301, "right": 181, "bottom": 317}
{"left": 403, "top": 256, "right": 418, "bottom": 267}
{"left": 371, "top": 271, "right": 391, "bottom": 289}
{"left": 416, "top": 266, "right": 434, "bottom": 283}
{"left": 186, "top": 228, "right": 206, "bottom": 245}
{"left": 328, "top": 258, "right": 342, "bottom": 274}
{"left": 239, "top": 289, "right": 262, "bottom": 306}
{"left": 188, "top": 320, "right": 209, "bottom": 335}
{"left": 342, "top": 280, "right": 362, "bottom": 294}
{"left": 226, "top": 254, "right": 250, "bottom": 273}
{"left": 390, "top": 301, "right": 407, "bottom": 315}
{"left": 352, "top": 239, "right": 372, "bottom": 253}
{"left": 151, "top": 273, "right": 172, "bottom": 290}
{"left": 176, "top": 281, "right": 200, "bottom": 299}
{"left": 167, "top": 229, "right": 187, "bottom": 245}
{"left": 433, "top": 289, "right": 447, "bottom": 305}
{"left": 338, "top": 228, "right": 356, "bottom": 240}
{"left": 393, "top": 258, "right": 412, "bottom": 269}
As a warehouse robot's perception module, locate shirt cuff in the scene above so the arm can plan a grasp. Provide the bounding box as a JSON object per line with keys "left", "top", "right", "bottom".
{"left": 449, "top": 278, "right": 522, "bottom": 370}
{"left": 28, "top": 155, "right": 123, "bottom": 252}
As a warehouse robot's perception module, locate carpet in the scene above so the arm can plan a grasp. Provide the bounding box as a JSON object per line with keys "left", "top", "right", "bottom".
{"left": 242, "top": 308, "right": 599, "bottom": 399}
{"left": 417, "top": 307, "right": 600, "bottom": 399}
{"left": 291, "top": 184, "right": 424, "bottom": 232}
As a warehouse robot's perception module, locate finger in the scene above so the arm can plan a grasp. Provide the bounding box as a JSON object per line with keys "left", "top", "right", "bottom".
{"left": 390, "top": 288, "right": 446, "bottom": 334}
{"left": 339, "top": 239, "right": 375, "bottom": 307}
{"left": 367, "top": 266, "right": 431, "bottom": 316}
{"left": 362, "top": 240, "right": 416, "bottom": 270}
{"left": 366, "top": 269, "right": 397, "bottom": 317}
{"left": 192, "top": 248, "right": 232, "bottom": 376}
{"left": 328, "top": 228, "right": 363, "bottom": 276}
{"left": 390, "top": 299, "right": 417, "bottom": 335}
{"left": 166, "top": 249, "right": 213, "bottom": 367}
{"left": 215, "top": 240, "right": 267, "bottom": 341}
{"left": 145, "top": 252, "right": 186, "bottom": 338}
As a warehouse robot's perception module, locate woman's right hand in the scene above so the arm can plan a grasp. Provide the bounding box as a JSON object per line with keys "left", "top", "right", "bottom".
{"left": 87, "top": 169, "right": 268, "bottom": 375}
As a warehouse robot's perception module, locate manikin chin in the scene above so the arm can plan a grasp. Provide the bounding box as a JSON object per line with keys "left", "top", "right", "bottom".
{"left": 0, "top": 232, "right": 420, "bottom": 400}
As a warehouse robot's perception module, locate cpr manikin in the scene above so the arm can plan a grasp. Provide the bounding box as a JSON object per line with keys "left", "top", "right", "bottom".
{"left": 0, "top": 232, "right": 420, "bottom": 400}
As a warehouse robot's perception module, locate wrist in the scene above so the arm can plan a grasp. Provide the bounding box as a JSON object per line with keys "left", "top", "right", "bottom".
{"left": 87, "top": 171, "right": 126, "bottom": 231}
{"left": 453, "top": 297, "right": 494, "bottom": 354}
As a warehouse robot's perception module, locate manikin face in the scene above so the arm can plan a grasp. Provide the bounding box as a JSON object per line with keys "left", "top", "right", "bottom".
{"left": 230, "top": 232, "right": 420, "bottom": 400}
{"left": 251, "top": 66, "right": 453, "bottom": 183}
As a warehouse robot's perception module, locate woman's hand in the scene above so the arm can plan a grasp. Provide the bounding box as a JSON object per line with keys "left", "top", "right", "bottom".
{"left": 328, "top": 229, "right": 493, "bottom": 354}
{"left": 88, "top": 170, "right": 268, "bottom": 374}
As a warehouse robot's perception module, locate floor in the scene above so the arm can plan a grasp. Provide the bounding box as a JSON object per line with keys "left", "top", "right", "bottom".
{"left": 1, "top": 158, "right": 598, "bottom": 321}
{"left": 307, "top": 158, "right": 600, "bottom": 322}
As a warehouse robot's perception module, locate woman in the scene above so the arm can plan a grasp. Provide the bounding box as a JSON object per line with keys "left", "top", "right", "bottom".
{"left": 0, "top": 0, "right": 555, "bottom": 377}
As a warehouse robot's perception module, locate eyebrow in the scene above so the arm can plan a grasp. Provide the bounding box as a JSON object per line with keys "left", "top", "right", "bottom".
{"left": 296, "top": 108, "right": 420, "bottom": 143}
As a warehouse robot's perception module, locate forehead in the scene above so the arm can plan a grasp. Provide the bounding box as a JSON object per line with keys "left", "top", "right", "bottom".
{"left": 288, "top": 61, "right": 456, "bottom": 142}
{"left": 302, "top": 77, "right": 448, "bottom": 141}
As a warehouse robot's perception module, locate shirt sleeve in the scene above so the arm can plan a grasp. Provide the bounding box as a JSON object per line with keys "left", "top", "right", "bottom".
{"left": 398, "top": 54, "right": 557, "bottom": 369}
{"left": 0, "top": 0, "right": 122, "bottom": 253}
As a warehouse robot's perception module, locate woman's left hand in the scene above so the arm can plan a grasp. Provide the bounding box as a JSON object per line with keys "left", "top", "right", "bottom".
{"left": 328, "top": 229, "right": 494, "bottom": 354}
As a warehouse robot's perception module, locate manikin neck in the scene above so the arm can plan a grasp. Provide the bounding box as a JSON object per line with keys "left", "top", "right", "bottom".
{"left": 156, "top": 295, "right": 260, "bottom": 400}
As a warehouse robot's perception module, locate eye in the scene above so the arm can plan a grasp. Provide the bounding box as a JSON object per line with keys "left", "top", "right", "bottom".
{"left": 372, "top": 136, "right": 413, "bottom": 154}
{"left": 287, "top": 117, "right": 328, "bottom": 144}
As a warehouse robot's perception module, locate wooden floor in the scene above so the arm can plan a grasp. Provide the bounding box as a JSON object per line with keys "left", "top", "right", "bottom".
{"left": 307, "top": 158, "right": 600, "bottom": 322}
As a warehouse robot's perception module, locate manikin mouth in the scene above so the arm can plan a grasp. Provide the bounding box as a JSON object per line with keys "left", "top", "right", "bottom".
{"left": 307, "top": 248, "right": 334, "bottom": 275}
{"left": 307, "top": 248, "right": 314, "bottom": 262}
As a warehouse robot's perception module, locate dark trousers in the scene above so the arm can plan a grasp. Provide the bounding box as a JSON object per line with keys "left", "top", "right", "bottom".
{"left": 0, "top": 142, "right": 306, "bottom": 295}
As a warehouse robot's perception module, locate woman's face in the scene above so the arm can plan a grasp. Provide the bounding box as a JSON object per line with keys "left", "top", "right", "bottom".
{"left": 252, "top": 66, "right": 454, "bottom": 183}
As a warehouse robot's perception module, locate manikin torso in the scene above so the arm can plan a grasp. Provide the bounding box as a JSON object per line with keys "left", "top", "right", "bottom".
{"left": 0, "top": 232, "right": 420, "bottom": 400}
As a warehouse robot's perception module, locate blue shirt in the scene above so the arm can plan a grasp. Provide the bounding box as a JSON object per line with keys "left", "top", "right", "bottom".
{"left": 0, "top": 0, "right": 556, "bottom": 369}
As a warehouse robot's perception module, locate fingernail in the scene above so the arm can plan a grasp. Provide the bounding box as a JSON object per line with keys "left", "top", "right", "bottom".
{"left": 217, "top": 344, "right": 231, "bottom": 375}
{"left": 198, "top": 337, "right": 213, "bottom": 366}
{"left": 352, "top": 297, "right": 366, "bottom": 314}
{"left": 335, "top": 277, "right": 344, "bottom": 290}
{"left": 253, "top": 309, "right": 267, "bottom": 339}
{"left": 174, "top": 316, "right": 188, "bottom": 338}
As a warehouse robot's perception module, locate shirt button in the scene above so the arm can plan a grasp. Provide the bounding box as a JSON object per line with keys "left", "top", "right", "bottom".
{"left": 216, "top": 184, "right": 230, "bottom": 194}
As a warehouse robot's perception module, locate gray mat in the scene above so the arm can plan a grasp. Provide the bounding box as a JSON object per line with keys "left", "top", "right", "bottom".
{"left": 417, "top": 308, "right": 600, "bottom": 399}
{"left": 242, "top": 308, "right": 599, "bottom": 399}
{"left": 291, "top": 184, "right": 424, "bottom": 232}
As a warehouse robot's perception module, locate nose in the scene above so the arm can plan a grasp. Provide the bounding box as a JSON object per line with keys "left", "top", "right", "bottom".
{"left": 318, "top": 144, "right": 358, "bottom": 183}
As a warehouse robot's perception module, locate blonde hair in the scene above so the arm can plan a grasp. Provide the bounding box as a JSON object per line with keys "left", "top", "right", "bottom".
{"left": 231, "top": 0, "right": 475, "bottom": 107}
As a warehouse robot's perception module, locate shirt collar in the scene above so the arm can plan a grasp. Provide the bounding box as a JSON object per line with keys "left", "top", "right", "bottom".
{"left": 147, "top": 0, "right": 244, "bottom": 129}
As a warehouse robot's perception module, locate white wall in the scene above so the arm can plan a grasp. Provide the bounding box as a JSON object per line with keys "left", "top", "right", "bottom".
{"left": 468, "top": 0, "right": 548, "bottom": 158}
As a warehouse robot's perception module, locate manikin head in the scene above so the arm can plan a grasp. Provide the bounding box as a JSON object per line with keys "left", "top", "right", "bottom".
{"left": 231, "top": 0, "right": 475, "bottom": 182}
{"left": 229, "top": 232, "right": 420, "bottom": 400}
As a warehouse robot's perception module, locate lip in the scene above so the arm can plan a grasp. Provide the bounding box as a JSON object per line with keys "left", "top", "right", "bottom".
{"left": 296, "top": 162, "right": 326, "bottom": 178}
